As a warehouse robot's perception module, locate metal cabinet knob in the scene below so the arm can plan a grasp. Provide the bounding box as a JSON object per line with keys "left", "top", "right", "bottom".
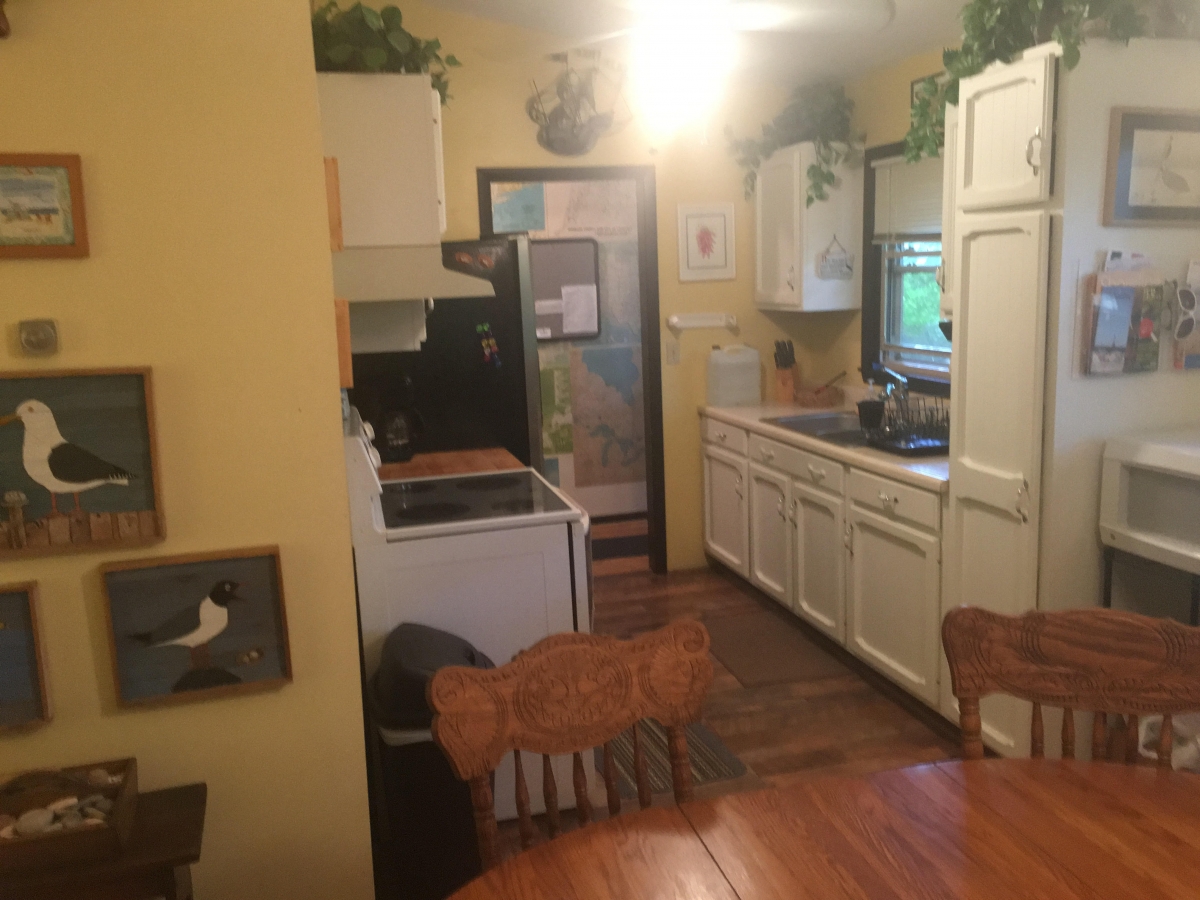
{"left": 761, "top": 449, "right": 775, "bottom": 461}
{"left": 716, "top": 431, "right": 727, "bottom": 441}
{"left": 878, "top": 491, "right": 899, "bottom": 507}
{"left": 1025, "top": 127, "right": 1042, "bottom": 175}
{"left": 807, "top": 464, "right": 826, "bottom": 482}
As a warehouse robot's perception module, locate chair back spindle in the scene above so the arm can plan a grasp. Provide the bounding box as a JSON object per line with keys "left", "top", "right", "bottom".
{"left": 943, "top": 607, "right": 1200, "bottom": 766}
{"left": 429, "top": 620, "right": 713, "bottom": 870}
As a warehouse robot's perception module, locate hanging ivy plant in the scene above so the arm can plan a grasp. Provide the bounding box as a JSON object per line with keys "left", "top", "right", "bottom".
{"left": 311, "top": 2, "right": 461, "bottom": 104}
{"left": 903, "top": 0, "right": 1188, "bottom": 162}
{"left": 726, "top": 83, "right": 862, "bottom": 206}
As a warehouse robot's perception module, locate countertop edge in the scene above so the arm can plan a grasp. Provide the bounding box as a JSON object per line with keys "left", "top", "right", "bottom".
{"left": 700, "top": 404, "right": 950, "bottom": 495}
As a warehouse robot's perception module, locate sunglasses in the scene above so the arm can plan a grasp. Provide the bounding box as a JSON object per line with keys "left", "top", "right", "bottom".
{"left": 1178, "top": 287, "right": 1196, "bottom": 341}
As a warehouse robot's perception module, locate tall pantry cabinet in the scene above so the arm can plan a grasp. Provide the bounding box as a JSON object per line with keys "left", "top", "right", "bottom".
{"left": 942, "top": 40, "right": 1200, "bottom": 757}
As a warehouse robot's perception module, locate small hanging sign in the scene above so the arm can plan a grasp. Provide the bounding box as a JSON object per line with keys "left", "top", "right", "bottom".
{"left": 816, "top": 235, "right": 854, "bottom": 281}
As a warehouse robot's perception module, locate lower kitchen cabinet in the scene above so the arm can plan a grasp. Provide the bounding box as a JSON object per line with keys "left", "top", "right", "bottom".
{"left": 749, "top": 463, "right": 792, "bottom": 605}
{"left": 703, "top": 444, "right": 749, "bottom": 577}
{"left": 791, "top": 480, "right": 846, "bottom": 642}
{"left": 846, "top": 505, "right": 942, "bottom": 706}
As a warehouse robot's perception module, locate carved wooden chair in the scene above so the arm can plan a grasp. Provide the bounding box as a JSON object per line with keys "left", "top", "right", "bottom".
{"left": 428, "top": 619, "right": 713, "bottom": 870}
{"left": 943, "top": 606, "right": 1200, "bottom": 765}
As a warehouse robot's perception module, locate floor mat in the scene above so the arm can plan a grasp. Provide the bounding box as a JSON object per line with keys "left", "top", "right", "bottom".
{"left": 706, "top": 610, "right": 851, "bottom": 687}
{"left": 595, "top": 719, "right": 746, "bottom": 798}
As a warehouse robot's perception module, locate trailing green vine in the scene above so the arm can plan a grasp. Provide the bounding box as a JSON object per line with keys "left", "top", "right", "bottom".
{"left": 726, "top": 83, "right": 861, "bottom": 206}
{"left": 312, "top": 2, "right": 461, "bottom": 104}
{"left": 903, "top": 0, "right": 1194, "bottom": 162}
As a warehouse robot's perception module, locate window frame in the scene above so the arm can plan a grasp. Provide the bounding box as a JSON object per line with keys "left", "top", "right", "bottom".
{"left": 860, "top": 142, "right": 950, "bottom": 398}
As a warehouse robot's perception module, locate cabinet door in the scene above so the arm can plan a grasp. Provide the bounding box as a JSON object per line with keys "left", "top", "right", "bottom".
{"left": 938, "top": 104, "right": 959, "bottom": 322}
{"left": 943, "top": 210, "right": 1049, "bottom": 751}
{"left": 704, "top": 445, "right": 749, "bottom": 577}
{"left": 847, "top": 507, "right": 941, "bottom": 706}
{"left": 755, "top": 146, "right": 802, "bottom": 308}
{"left": 957, "top": 51, "right": 1056, "bottom": 212}
{"left": 749, "top": 463, "right": 791, "bottom": 605}
{"left": 317, "top": 73, "right": 443, "bottom": 247}
{"left": 791, "top": 481, "right": 846, "bottom": 642}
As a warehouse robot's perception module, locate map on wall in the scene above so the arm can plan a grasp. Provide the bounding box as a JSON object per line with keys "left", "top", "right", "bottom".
{"left": 570, "top": 346, "right": 645, "bottom": 487}
{"left": 494, "top": 178, "right": 645, "bottom": 509}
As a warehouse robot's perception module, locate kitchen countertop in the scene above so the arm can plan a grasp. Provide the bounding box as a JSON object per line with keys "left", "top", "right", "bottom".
{"left": 377, "top": 447, "right": 524, "bottom": 481}
{"left": 702, "top": 404, "right": 950, "bottom": 494}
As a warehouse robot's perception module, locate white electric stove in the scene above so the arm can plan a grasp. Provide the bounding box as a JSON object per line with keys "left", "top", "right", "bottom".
{"left": 344, "top": 409, "right": 592, "bottom": 820}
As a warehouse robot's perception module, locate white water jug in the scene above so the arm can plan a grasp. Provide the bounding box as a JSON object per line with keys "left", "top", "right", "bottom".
{"left": 707, "top": 344, "right": 761, "bottom": 407}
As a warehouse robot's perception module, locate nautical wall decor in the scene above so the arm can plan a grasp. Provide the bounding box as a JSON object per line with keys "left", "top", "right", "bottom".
{"left": 0, "top": 582, "right": 50, "bottom": 732}
{"left": 101, "top": 547, "right": 292, "bottom": 708}
{"left": 0, "top": 154, "right": 89, "bottom": 259}
{"left": 0, "top": 368, "right": 165, "bottom": 558}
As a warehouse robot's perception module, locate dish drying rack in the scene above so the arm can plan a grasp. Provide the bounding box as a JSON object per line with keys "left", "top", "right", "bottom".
{"left": 866, "top": 395, "right": 950, "bottom": 457}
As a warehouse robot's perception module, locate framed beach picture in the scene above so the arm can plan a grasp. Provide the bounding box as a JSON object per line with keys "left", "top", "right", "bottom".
{"left": 678, "top": 203, "right": 735, "bottom": 282}
{"left": 0, "top": 153, "right": 89, "bottom": 258}
{"left": 0, "top": 368, "right": 164, "bottom": 559}
{"left": 0, "top": 582, "right": 50, "bottom": 732}
{"left": 102, "top": 547, "right": 292, "bottom": 708}
{"left": 1105, "top": 108, "right": 1200, "bottom": 227}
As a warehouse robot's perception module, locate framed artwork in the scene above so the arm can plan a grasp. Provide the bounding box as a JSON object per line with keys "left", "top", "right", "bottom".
{"left": 102, "top": 547, "right": 292, "bottom": 709}
{"left": 0, "top": 582, "right": 50, "bottom": 732}
{"left": 1105, "top": 108, "right": 1200, "bottom": 227}
{"left": 911, "top": 73, "right": 942, "bottom": 107}
{"left": 0, "top": 153, "right": 89, "bottom": 259}
{"left": 677, "top": 203, "right": 735, "bottom": 282}
{"left": 0, "top": 368, "right": 164, "bottom": 559}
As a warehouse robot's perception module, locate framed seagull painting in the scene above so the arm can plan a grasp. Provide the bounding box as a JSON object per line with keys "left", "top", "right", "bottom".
{"left": 0, "top": 368, "right": 164, "bottom": 559}
{"left": 0, "top": 582, "right": 50, "bottom": 732}
{"left": 101, "top": 547, "right": 292, "bottom": 708}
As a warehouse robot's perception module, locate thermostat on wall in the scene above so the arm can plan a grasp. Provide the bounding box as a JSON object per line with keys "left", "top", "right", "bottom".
{"left": 18, "top": 319, "right": 59, "bottom": 355}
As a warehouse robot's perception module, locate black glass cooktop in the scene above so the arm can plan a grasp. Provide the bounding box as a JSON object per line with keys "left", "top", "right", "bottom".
{"left": 380, "top": 469, "right": 571, "bottom": 530}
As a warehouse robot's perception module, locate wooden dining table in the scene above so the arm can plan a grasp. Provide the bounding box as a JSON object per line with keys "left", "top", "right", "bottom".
{"left": 450, "top": 759, "right": 1200, "bottom": 900}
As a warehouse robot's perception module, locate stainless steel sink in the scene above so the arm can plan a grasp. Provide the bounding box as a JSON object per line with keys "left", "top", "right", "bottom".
{"left": 762, "top": 412, "right": 868, "bottom": 447}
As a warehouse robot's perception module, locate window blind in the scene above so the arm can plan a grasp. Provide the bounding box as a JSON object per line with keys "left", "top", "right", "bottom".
{"left": 872, "top": 154, "right": 943, "bottom": 242}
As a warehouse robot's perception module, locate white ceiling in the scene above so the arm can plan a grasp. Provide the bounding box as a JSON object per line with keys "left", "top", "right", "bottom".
{"left": 421, "top": 0, "right": 963, "bottom": 82}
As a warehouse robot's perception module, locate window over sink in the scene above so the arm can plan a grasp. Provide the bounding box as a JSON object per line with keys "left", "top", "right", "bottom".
{"left": 861, "top": 144, "right": 949, "bottom": 395}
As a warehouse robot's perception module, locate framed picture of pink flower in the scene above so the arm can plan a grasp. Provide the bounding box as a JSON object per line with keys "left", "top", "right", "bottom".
{"left": 677, "top": 203, "right": 735, "bottom": 282}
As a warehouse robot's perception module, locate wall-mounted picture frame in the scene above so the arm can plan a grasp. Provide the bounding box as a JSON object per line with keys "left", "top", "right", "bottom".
{"left": 0, "top": 153, "right": 89, "bottom": 259}
{"left": 0, "top": 368, "right": 164, "bottom": 559}
{"left": 101, "top": 547, "right": 292, "bottom": 709}
{"left": 910, "top": 72, "right": 942, "bottom": 107}
{"left": 678, "top": 203, "right": 735, "bottom": 282}
{"left": 0, "top": 582, "right": 50, "bottom": 732}
{"left": 1105, "top": 107, "right": 1200, "bottom": 227}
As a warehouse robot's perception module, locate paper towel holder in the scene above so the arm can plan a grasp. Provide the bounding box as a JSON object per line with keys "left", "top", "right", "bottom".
{"left": 666, "top": 313, "right": 738, "bottom": 334}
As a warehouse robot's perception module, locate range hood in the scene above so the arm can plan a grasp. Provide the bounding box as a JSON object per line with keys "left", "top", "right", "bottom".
{"left": 333, "top": 245, "right": 495, "bottom": 302}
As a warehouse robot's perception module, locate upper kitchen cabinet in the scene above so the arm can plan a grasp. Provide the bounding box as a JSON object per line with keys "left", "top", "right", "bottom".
{"left": 755, "top": 142, "right": 863, "bottom": 312}
{"left": 956, "top": 48, "right": 1058, "bottom": 212}
{"left": 317, "top": 72, "right": 446, "bottom": 247}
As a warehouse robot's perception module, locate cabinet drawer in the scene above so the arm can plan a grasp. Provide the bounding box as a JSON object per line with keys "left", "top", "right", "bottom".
{"left": 702, "top": 418, "right": 748, "bottom": 455}
{"left": 848, "top": 469, "right": 940, "bottom": 533}
{"left": 749, "top": 435, "right": 844, "bottom": 494}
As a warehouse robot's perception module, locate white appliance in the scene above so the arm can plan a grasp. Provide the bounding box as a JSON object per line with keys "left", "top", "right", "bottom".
{"left": 344, "top": 409, "right": 592, "bottom": 818}
{"left": 1101, "top": 429, "right": 1200, "bottom": 575}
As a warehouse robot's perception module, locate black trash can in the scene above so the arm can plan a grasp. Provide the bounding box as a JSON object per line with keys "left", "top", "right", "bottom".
{"left": 369, "top": 623, "right": 495, "bottom": 900}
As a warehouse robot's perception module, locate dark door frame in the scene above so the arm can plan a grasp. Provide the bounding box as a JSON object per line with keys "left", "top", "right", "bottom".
{"left": 477, "top": 165, "right": 666, "bottom": 573}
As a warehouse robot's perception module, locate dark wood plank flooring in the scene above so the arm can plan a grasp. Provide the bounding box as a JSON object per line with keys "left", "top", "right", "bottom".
{"left": 592, "top": 564, "right": 959, "bottom": 792}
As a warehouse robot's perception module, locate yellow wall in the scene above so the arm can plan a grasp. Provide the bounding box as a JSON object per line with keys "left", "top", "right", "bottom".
{"left": 799, "top": 48, "right": 950, "bottom": 387}
{"left": 395, "top": 1, "right": 869, "bottom": 569}
{"left": 0, "top": 3, "right": 373, "bottom": 899}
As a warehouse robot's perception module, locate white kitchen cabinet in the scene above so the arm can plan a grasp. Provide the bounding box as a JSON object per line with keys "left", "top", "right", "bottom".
{"left": 703, "top": 444, "right": 749, "bottom": 578}
{"left": 755, "top": 142, "right": 863, "bottom": 312}
{"left": 943, "top": 208, "right": 1050, "bottom": 750}
{"left": 956, "top": 49, "right": 1058, "bottom": 212}
{"left": 790, "top": 480, "right": 846, "bottom": 642}
{"left": 847, "top": 505, "right": 942, "bottom": 706}
{"left": 749, "top": 463, "right": 792, "bottom": 605}
{"left": 317, "top": 72, "right": 446, "bottom": 247}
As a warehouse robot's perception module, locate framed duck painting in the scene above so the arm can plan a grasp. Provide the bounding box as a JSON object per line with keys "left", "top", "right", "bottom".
{"left": 0, "top": 368, "right": 164, "bottom": 559}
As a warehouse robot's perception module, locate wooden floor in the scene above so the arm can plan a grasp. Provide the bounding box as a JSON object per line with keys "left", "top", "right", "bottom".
{"left": 592, "top": 564, "right": 959, "bottom": 791}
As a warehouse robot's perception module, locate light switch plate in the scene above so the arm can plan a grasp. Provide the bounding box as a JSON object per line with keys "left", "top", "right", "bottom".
{"left": 18, "top": 319, "right": 59, "bottom": 355}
